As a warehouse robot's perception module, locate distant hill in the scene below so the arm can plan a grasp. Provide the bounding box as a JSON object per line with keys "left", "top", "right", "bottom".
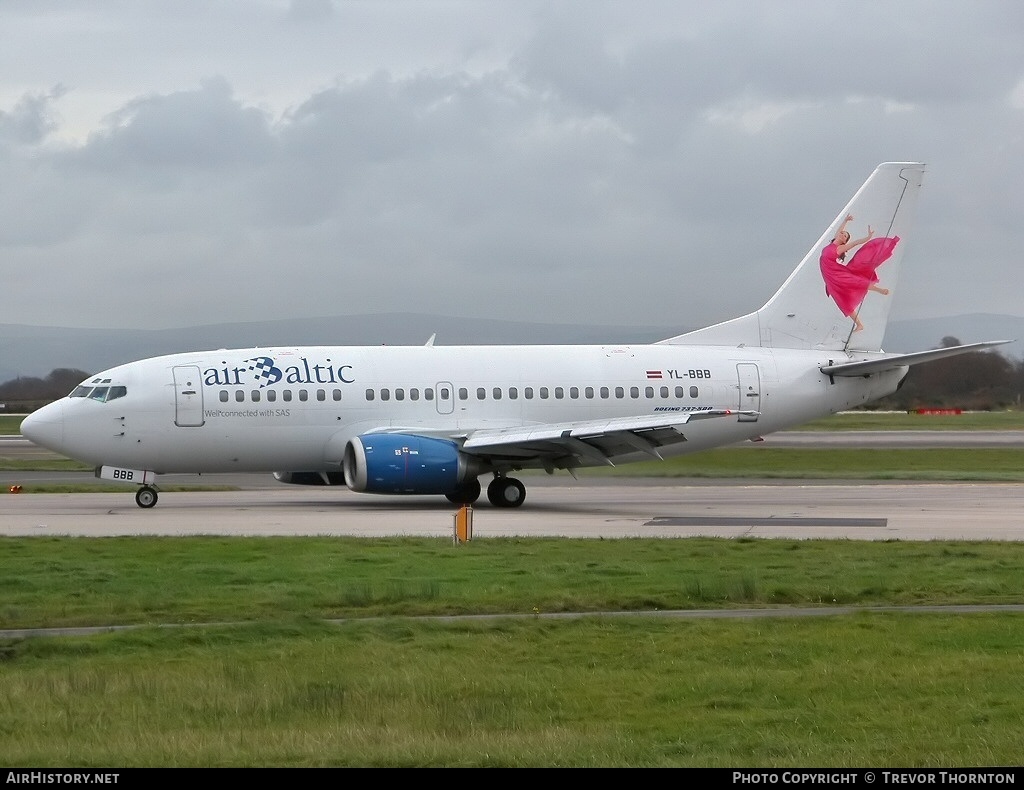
{"left": 2, "top": 312, "right": 1022, "bottom": 382}
{"left": 0, "top": 314, "right": 671, "bottom": 382}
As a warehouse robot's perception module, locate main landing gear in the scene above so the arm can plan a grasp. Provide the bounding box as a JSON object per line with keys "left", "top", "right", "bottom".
{"left": 444, "top": 475, "right": 527, "bottom": 508}
{"left": 135, "top": 485, "right": 159, "bottom": 509}
{"left": 487, "top": 476, "right": 526, "bottom": 508}
{"left": 445, "top": 477, "right": 481, "bottom": 506}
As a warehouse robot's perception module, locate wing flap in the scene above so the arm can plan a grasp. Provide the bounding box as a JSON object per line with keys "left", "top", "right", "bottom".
{"left": 461, "top": 409, "right": 752, "bottom": 466}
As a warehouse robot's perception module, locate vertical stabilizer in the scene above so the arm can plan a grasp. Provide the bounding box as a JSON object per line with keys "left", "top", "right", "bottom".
{"left": 659, "top": 162, "right": 925, "bottom": 352}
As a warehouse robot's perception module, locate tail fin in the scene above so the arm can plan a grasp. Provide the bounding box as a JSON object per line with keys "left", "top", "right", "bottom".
{"left": 658, "top": 162, "right": 925, "bottom": 352}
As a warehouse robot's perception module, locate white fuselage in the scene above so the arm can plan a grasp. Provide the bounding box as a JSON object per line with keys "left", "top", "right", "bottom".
{"left": 22, "top": 343, "right": 903, "bottom": 475}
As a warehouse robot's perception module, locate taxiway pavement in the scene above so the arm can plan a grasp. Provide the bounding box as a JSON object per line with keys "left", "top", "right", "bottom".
{"left": 3, "top": 479, "right": 1024, "bottom": 541}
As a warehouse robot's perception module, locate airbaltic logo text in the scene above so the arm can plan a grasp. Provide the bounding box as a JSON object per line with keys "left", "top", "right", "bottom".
{"left": 202, "top": 356, "right": 355, "bottom": 388}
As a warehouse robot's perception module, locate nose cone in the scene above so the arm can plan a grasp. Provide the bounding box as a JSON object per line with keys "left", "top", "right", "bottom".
{"left": 20, "top": 401, "right": 65, "bottom": 451}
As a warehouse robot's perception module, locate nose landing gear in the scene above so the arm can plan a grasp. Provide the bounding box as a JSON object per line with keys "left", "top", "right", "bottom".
{"left": 135, "top": 485, "right": 159, "bottom": 508}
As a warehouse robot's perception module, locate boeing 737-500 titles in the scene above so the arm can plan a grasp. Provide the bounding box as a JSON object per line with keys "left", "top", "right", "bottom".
{"left": 21, "top": 163, "right": 1008, "bottom": 508}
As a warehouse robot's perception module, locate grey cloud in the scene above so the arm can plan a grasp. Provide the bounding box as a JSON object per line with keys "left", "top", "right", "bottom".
{"left": 0, "top": 86, "right": 66, "bottom": 144}
{"left": 1, "top": 1, "right": 1023, "bottom": 336}
{"left": 67, "top": 78, "right": 276, "bottom": 172}
{"left": 286, "top": 0, "right": 335, "bottom": 24}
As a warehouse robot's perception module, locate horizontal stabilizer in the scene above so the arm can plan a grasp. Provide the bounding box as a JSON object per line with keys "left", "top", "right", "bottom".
{"left": 821, "top": 340, "right": 1012, "bottom": 377}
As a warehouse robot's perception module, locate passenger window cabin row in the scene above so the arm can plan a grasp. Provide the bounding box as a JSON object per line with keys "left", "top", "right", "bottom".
{"left": 217, "top": 388, "right": 343, "bottom": 403}
{"left": 366, "top": 384, "right": 702, "bottom": 401}
{"left": 216, "top": 384, "right": 703, "bottom": 403}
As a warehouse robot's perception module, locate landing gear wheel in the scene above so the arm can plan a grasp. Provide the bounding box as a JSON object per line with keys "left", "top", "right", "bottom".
{"left": 135, "top": 486, "right": 158, "bottom": 509}
{"left": 487, "top": 477, "right": 526, "bottom": 508}
{"left": 445, "top": 477, "right": 481, "bottom": 505}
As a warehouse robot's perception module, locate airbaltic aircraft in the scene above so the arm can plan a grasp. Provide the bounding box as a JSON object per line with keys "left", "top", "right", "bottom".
{"left": 21, "top": 162, "right": 1007, "bottom": 509}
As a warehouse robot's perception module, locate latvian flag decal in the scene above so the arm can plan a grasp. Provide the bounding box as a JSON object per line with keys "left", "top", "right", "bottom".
{"left": 646, "top": 370, "right": 663, "bottom": 379}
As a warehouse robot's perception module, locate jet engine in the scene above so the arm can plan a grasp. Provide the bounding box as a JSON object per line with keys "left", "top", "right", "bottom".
{"left": 342, "top": 433, "right": 486, "bottom": 495}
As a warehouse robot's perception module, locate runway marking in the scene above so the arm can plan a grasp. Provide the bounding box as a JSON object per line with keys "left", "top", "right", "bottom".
{"left": 646, "top": 516, "right": 888, "bottom": 527}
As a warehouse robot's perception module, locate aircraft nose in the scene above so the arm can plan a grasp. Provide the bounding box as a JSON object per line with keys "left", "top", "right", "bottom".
{"left": 20, "top": 401, "right": 65, "bottom": 451}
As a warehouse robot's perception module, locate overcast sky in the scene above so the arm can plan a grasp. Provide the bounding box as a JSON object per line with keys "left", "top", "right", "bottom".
{"left": 2, "top": 0, "right": 1022, "bottom": 334}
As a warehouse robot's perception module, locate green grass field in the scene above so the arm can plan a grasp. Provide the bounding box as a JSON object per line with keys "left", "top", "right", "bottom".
{"left": 2, "top": 537, "right": 1024, "bottom": 767}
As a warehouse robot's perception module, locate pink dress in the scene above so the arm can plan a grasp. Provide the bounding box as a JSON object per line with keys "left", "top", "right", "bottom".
{"left": 819, "top": 236, "right": 899, "bottom": 317}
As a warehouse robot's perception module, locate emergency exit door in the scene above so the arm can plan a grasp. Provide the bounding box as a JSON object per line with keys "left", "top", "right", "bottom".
{"left": 173, "top": 365, "right": 205, "bottom": 427}
{"left": 736, "top": 363, "right": 760, "bottom": 422}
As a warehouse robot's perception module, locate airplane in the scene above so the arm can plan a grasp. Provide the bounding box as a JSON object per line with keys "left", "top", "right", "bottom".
{"left": 21, "top": 161, "right": 1009, "bottom": 509}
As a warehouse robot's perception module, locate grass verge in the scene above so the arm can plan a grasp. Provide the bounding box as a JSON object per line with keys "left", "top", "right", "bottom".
{"left": 3, "top": 612, "right": 1022, "bottom": 767}
{"left": 2, "top": 535, "right": 1024, "bottom": 766}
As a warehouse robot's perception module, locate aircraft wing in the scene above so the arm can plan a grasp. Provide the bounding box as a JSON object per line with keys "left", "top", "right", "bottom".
{"left": 456, "top": 409, "right": 753, "bottom": 466}
{"left": 821, "top": 340, "right": 1012, "bottom": 377}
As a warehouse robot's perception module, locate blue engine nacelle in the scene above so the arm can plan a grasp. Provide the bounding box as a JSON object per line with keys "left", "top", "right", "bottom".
{"left": 342, "top": 433, "right": 485, "bottom": 495}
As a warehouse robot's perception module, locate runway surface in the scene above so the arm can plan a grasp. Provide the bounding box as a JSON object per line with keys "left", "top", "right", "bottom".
{"left": 3, "top": 479, "right": 1024, "bottom": 541}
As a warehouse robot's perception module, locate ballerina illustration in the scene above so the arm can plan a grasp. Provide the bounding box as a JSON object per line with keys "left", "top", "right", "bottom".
{"left": 819, "top": 213, "right": 899, "bottom": 332}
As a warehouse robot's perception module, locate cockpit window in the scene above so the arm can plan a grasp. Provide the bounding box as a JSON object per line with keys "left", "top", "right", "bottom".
{"left": 69, "top": 384, "right": 128, "bottom": 402}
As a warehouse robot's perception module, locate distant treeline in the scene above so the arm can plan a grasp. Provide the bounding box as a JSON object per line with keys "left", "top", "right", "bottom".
{"left": 0, "top": 368, "right": 91, "bottom": 413}
{"left": 1, "top": 338, "right": 1022, "bottom": 414}
{"left": 876, "top": 337, "right": 1024, "bottom": 411}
